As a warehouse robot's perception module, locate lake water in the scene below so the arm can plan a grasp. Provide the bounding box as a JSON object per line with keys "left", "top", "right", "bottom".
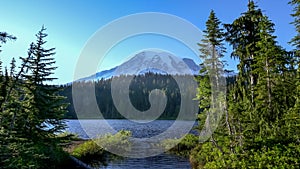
{"left": 65, "top": 119, "right": 194, "bottom": 169}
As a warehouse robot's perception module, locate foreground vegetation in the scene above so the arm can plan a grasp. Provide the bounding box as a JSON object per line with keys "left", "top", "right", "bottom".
{"left": 190, "top": 1, "right": 300, "bottom": 168}
{"left": 0, "top": 27, "right": 70, "bottom": 168}
{"left": 70, "top": 130, "right": 131, "bottom": 167}
{"left": 98, "top": 0, "right": 300, "bottom": 168}
{"left": 0, "top": 0, "right": 299, "bottom": 168}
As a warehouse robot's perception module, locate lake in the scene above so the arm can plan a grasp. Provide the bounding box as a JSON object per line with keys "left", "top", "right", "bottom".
{"left": 65, "top": 119, "right": 194, "bottom": 169}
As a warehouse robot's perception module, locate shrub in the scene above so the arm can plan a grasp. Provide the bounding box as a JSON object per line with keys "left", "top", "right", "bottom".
{"left": 189, "top": 141, "right": 300, "bottom": 169}
{"left": 2, "top": 141, "right": 68, "bottom": 169}
{"left": 96, "top": 130, "right": 132, "bottom": 154}
{"left": 71, "top": 130, "right": 132, "bottom": 167}
{"left": 160, "top": 134, "right": 198, "bottom": 157}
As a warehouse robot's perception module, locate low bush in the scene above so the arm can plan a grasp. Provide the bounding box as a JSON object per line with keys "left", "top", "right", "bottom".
{"left": 72, "top": 139, "right": 106, "bottom": 166}
{"left": 189, "top": 141, "right": 300, "bottom": 169}
{"left": 160, "top": 134, "right": 198, "bottom": 157}
{"left": 71, "top": 130, "right": 132, "bottom": 167}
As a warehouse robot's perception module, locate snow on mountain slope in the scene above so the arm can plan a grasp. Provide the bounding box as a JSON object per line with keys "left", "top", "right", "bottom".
{"left": 76, "top": 51, "right": 201, "bottom": 82}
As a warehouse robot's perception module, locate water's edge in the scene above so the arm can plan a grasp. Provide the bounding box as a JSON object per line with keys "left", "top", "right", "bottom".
{"left": 66, "top": 119, "right": 192, "bottom": 169}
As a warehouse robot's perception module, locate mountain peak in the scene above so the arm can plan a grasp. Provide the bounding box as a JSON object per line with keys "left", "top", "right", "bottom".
{"left": 77, "top": 51, "right": 200, "bottom": 82}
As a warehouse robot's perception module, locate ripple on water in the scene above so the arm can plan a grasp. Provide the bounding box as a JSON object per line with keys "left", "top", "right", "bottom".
{"left": 103, "top": 154, "right": 191, "bottom": 169}
{"left": 65, "top": 119, "right": 194, "bottom": 169}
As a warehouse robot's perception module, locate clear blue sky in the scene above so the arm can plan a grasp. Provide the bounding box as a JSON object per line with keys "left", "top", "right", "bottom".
{"left": 0, "top": 0, "right": 295, "bottom": 84}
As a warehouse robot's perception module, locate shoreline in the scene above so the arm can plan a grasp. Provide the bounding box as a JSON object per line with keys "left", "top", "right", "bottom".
{"left": 63, "top": 133, "right": 194, "bottom": 168}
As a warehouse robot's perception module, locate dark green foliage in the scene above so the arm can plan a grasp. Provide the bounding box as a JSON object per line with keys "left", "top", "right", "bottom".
{"left": 160, "top": 134, "right": 198, "bottom": 157}
{"left": 290, "top": 0, "right": 300, "bottom": 51}
{"left": 196, "top": 9, "right": 226, "bottom": 135}
{"left": 0, "top": 27, "right": 69, "bottom": 168}
{"left": 191, "top": 1, "right": 300, "bottom": 168}
{"left": 194, "top": 8, "right": 229, "bottom": 162}
{"left": 0, "top": 2, "right": 299, "bottom": 168}
{"left": 61, "top": 73, "right": 196, "bottom": 120}
{"left": 288, "top": 0, "right": 300, "bottom": 144}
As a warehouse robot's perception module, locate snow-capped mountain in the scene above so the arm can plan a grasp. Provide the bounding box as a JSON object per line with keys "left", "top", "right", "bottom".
{"left": 77, "top": 51, "right": 201, "bottom": 82}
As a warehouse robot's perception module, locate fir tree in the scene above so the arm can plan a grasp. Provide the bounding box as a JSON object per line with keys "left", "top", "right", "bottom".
{"left": 194, "top": 9, "right": 228, "bottom": 158}
{"left": 0, "top": 26, "right": 69, "bottom": 168}
{"left": 20, "top": 26, "right": 67, "bottom": 140}
{"left": 224, "top": 0, "right": 265, "bottom": 148}
{"left": 287, "top": 0, "right": 300, "bottom": 142}
{"left": 191, "top": 1, "right": 300, "bottom": 168}
{"left": 290, "top": 0, "right": 300, "bottom": 52}
{"left": 224, "top": 1, "right": 263, "bottom": 106}
{"left": 251, "top": 15, "right": 296, "bottom": 140}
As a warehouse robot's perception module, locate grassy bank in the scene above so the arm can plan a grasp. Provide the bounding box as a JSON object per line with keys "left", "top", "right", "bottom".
{"left": 64, "top": 130, "right": 131, "bottom": 168}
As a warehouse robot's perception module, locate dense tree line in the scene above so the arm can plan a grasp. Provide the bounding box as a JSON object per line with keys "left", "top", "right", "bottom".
{"left": 0, "top": 27, "right": 69, "bottom": 168}
{"left": 191, "top": 1, "right": 300, "bottom": 168}
{"left": 61, "top": 73, "right": 199, "bottom": 120}
{"left": 1, "top": 1, "right": 299, "bottom": 168}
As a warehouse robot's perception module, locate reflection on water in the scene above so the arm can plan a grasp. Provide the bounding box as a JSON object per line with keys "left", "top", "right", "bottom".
{"left": 103, "top": 154, "right": 190, "bottom": 169}
{"left": 65, "top": 119, "right": 193, "bottom": 169}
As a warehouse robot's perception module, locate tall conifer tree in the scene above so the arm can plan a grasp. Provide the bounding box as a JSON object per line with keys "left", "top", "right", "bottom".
{"left": 20, "top": 26, "right": 67, "bottom": 139}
